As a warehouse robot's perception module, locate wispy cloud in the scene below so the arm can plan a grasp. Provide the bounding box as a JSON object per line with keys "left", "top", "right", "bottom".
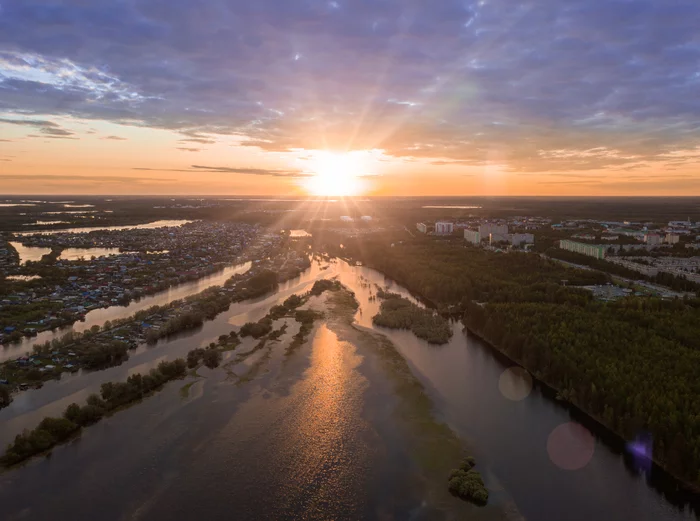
{"left": 1, "top": 0, "right": 700, "bottom": 175}
{"left": 102, "top": 135, "right": 127, "bottom": 140}
{"left": 134, "top": 164, "right": 310, "bottom": 177}
{"left": 0, "top": 174, "right": 173, "bottom": 184}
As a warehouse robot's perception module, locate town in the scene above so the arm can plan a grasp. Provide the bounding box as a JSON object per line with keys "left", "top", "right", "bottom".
{"left": 414, "top": 215, "right": 700, "bottom": 300}
{"left": 0, "top": 221, "right": 261, "bottom": 344}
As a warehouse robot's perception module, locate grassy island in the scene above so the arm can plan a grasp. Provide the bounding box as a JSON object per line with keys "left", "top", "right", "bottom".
{"left": 372, "top": 291, "right": 452, "bottom": 344}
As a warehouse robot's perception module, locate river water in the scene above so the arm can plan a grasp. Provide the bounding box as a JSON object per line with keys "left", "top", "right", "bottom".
{"left": 0, "top": 258, "right": 696, "bottom": 520}
{"left": 0, "top": 262, "right": 252, "bottom": 362}
{"left": 13, "top": 219, "right": 193, "bottom": 237}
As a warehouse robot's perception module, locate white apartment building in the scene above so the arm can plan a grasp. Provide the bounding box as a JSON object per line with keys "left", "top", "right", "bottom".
{"left": 435, "top": 222, "right": 454, "bottom": 235}
{"left": 644, "top": 233, "right": 662, "bottom": 246}
{"left": 464, "top": 229, "right": 481, "bottom": 245}
{"left": 510, "top": 233, "right": 535, "bottom": 247}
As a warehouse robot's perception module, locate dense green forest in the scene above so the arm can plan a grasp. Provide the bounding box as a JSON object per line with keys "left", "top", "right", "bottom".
{"left": 373, "top": 291, "right": 452, "bottom": 344}
{"left": 334, "top": 236, "right": 700, "bottom": 488}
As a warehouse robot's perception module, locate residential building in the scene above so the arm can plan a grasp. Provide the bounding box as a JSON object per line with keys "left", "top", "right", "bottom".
{"left": 644, "top": 233, "right": 662, "bottom": 246}
{"left": 666, "top": 233, "right": 680, "bottom": 245}
{"left": 510, "top": 233, "right": 534, "bottom": 247}
{"left": 559, "top": 240, "right": 606, "bottom": 259}
{"left": 464, "top": 229, "right": 481, "bottom": 245}
{"left": 435, "top": 222, "right": 454, "bottom": 235}
{"left": 479, "top": 223, "right": 508, "bottom": 238}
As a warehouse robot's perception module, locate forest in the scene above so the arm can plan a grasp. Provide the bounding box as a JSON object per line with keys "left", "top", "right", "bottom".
{"left": 373, "top": 291, "right": 452, "bottom": 344}
{"left": 336, "top": 236, "right": 700, "bottom": 488}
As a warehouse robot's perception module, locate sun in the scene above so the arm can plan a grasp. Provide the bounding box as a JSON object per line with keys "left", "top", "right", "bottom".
{"left": 303, "top": 151, "right": 369, "bottom": 196}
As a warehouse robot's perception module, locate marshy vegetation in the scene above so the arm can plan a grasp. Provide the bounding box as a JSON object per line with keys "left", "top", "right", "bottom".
{"left": 447, "top": 456, "right": 489, "bottom": 505}
{"left": 372, "top": 290, "right": 452, "bottom": 344}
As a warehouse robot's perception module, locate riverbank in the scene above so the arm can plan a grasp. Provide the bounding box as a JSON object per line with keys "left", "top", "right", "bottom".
{"left": 325, "top": 288, "right": 519, "bottom": 520}
{"left": 350, "top": 252, "right": 700, "bottom": 500}
{"left": 0, "top": 255, "right": 310, "bottom": 405}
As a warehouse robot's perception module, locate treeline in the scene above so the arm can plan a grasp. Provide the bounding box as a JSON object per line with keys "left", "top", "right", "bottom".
{"left": 373, "top": 292, "right": 452, "bottom": 344}
{"left": 1, "top": 359, "right": 187, "bottom": 467}
{"left": 346, "top": 238, "right": 700, "bottom": 487}
{"left": 348, "top": 239, "right": 603, "bottom": 310}
{"left": 464, "top": 298, "right": 700, "bottom": 486}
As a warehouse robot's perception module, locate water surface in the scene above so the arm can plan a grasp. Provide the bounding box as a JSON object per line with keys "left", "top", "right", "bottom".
{"left": 1, "top": 261, "right": 252, "bottom": 361}
{"left": 15, "top": 220, "right": 193, "bottom": 237}
{"left": 0, "top": 259, "right": 695, "bottom": 521}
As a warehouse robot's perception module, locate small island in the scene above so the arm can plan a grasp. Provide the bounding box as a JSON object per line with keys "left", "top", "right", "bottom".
{"left": 448, "top": 456, "right": 489, "bottom": 505}
{"left": 372, "top": 290, "right": 453, "bottom": 344}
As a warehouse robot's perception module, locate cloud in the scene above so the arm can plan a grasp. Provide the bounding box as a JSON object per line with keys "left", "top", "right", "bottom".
{"left": 102, "top": 135, "right": 127, "bottom": 140}
{"left": 0, "top": 118, "right": 59, "bottom": 128}
{"left": 176, "top": 147, "right": 201, "bottom": 152}
{"left": 0, "top": 116, "right": 77, "bottom": 139}
{"left": 0, "top": 174, "right": 173, "bottom": 184}
{"left": 134, "top": 164, "right": 310, "bottom": 177}
{"left": 0, "top": 0, "right": 699, "bottom": 174}
{"left": 40, "top": 127, "right": 75, "bottom": 137}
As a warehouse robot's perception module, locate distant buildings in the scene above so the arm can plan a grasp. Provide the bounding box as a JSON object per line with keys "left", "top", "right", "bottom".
{"left": 435, "top": 222, "right": 454, "bottom": 235}
{"left": 665, "top": 233, "right": 680, "bottom": 245}
{"left": 510, "top": 233, "right": 535, "bottom": 247}
{"left": 559, "top": 240, "right": 606, "bottom": 260}
{"left": 478, "top": 223, "right": 509, "bottom": 244}
{"left": 644, "top": 233, "right": 662, "bottom": 246}
{"left": 669, "top": 220, "right": 692, "bottom": 228}
{"left": 360, "top": 216, "right": 373, "bottom": 222}
{"left": 464, "top": 229, "right": 481, "bottom": 245}
{"left": 340, "top": 216, "right": 354, "bottom": 222}
{"left": 416, "top": 223, "right": 428, "bottom": 234}
{"left": 464, "top": 228, "right": 533, "bottom": 247}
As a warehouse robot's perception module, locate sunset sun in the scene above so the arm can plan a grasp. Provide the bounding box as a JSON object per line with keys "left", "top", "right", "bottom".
{"left": 303, "top": 151, "right": 368, "bottom": 197}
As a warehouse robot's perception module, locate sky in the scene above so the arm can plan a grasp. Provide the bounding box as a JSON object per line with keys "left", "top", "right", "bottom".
{"left": 1, "top": 0, "right": 700, "bottom": 196}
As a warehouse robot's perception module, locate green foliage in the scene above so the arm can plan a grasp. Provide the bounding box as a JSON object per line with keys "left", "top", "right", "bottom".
{"left": 0, "top": 385, "right": 11, "bottom": 409}
{"left": 294, "top": 309, "right": 322, "bottom": 325}
{"left": 0, "top": 356, "right": 188, "bottom": 467}
{"left": 349, "top": 238, "right": 700, "bottom": 487}
{"left": 81, "top": 342, "right": 129, "bottom": 369}
{"left": 187, "top": 348, "right": 206, "bottom": 368}
{"left": 283, "top": 294, "right": 303, "bottom": 309}
{"left": 247, "top": 270, "right": 278, "bottom": 291}
{"left": 269, "top": 304, "right": 288, "bottom": 319}
{"left": 240, "top": 319, "right": 273, "bottom": 338}
{"left": 373, "top": 295, "right": 452, "bottom": 344}
{"left": 310, "top": 279, "right": 341, "bottom": 296}
{"left": 448, "top": 467, "right": 489, "bottom": 505}
{"left": 202, "top": 349, "right": 222, "bottom": 369}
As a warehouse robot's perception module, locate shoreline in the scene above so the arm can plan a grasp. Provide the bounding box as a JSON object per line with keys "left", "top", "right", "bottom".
{"left": 326, "top": 288, "right": 524, "bottom": 520}
{"left": 351, "top": 256, "right": 700, "bottom": 500}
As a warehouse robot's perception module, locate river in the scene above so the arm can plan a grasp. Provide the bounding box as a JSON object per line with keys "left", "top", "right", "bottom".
{"left": 0, "top": 261, "right": 252, "bottom": 362}
{"left": 0, "top": 258, "right": 696, "bottom": 520}
{"left": 13, "top": 219, "right": 193, "bottom": 237}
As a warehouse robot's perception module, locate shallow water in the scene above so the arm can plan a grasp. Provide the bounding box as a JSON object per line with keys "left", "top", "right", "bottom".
{"left": 14, "top": 219, "right": 193, "bottom": 236}
{"left": 1, "top": 261, "right": 252, "bottom": 362}
{"left": 0, "top": 258, "right": 696, "bottom": 520}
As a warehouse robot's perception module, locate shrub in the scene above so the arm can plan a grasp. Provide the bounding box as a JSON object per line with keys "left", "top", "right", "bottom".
{"left": 448, "top": 465, "right": 488, "bottom": 505}
{"left": 203, "top": 349, "right": 222, "bottom": 369}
